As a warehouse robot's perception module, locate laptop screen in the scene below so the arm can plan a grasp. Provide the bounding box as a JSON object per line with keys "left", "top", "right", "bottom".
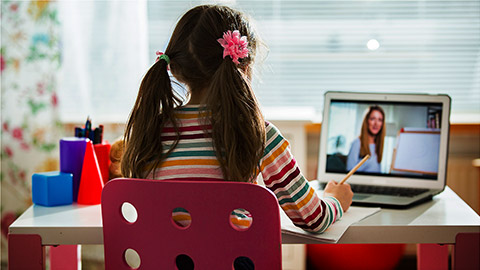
{"left": 318, "top": 92, "right": 450, "bottom": 190}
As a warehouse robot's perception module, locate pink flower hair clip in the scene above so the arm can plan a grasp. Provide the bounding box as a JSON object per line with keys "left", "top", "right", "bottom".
{"left": 217, "top": 30, "right": 249, "bottom": 65}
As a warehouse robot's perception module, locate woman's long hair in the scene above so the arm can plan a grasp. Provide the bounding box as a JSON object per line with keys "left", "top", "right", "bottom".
{"left": 359, "top": 105, "right": 386, "bottom": 163}
{"left": 122, "top": 5, "right": 265, "bottom": 182}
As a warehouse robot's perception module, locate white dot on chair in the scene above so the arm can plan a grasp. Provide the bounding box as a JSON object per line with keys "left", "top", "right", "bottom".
{"left": 230, "top": 208, "right": 253, "bottom": 231}
{"left": 171, "top": 207, "right": 192, "bottom": 229}
{"left": 121, "top": 202, "right": 138, "bottom": 223}
{"left": 124, "top": 248, "right": 141, "bottom": 269}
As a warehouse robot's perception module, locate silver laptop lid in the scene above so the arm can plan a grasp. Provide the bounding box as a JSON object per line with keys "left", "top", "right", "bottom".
{"left": 317, "top": 91, "right": 451, "bottom": 191}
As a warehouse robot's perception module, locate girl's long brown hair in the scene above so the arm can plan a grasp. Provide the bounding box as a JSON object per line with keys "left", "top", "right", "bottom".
{"left": 122, "top": 5, "right": 265, "bottom": 182}
{"left": 359, "top": 105, "right": 386, "bottom": 163}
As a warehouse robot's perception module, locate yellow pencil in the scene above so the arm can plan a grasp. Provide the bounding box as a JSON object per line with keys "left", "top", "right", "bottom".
{"left": 339, "top": 154, "right": 370, "bottom": 184}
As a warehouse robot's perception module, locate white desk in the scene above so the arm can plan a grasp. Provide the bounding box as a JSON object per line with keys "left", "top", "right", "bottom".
{"left": 9, "top": 186, "right": 480, "bottom": 269}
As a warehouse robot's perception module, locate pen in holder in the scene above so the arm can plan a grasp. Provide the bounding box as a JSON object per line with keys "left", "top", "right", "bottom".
{"left": 75, "top": 117, "right": 104, "bottom": 144}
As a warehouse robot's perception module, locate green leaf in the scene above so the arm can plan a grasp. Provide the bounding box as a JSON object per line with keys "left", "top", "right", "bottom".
{"left": 28, "top": 99, "right": 46, "bottom": 114}
{"left": 41, "top": 143, "right": 57, "bottom": 152}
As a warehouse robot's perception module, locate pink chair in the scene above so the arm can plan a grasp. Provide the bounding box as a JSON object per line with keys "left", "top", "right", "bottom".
{"left": 101, "top": 178, "right": 282, "bottom": 269}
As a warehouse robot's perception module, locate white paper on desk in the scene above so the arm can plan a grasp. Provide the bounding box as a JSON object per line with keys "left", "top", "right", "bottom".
{"left": 281, "top": 206, "right": 381, "bottom": 243}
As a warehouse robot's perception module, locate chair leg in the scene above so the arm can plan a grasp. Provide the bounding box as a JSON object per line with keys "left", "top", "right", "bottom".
{"left": 453, "top": 232, "right": 480, "bottom": 270}
{"left": 50, "top": 245, "right": 81, "bottom": 270}
{"left": 8, "top": 234, "right": 45, "bottom": 270}
{"left": 417, "top": 243, "right": 449, "bottom": 270}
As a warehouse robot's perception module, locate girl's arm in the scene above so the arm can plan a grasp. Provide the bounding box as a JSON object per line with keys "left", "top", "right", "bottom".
{"left": 260, "top": 123, "right": 343, "bottom": 233}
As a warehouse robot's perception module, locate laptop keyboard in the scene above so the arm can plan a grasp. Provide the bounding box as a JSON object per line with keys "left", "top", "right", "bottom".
{"left": 319, "top": 183, "right": 429, "bottom": 197}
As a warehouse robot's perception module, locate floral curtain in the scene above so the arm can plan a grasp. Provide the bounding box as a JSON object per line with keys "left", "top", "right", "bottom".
{"left": 1, "top": 0, "right": 63, "bottom": 263}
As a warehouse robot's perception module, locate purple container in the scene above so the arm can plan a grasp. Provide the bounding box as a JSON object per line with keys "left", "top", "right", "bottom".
{"left": 60, "top": 137, "right": 89, "bottom": 202}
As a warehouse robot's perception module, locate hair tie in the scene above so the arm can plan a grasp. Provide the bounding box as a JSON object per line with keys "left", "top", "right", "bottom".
{"left": 217, "top": 30, "right": 249, "bottom": 65}
{"left": 155, "top": 51, "right": 170, "bottom": 65}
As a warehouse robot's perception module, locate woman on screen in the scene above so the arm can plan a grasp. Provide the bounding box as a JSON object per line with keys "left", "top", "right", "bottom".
{"left": 347, "top": 105, "right": 386, "bottom": 173}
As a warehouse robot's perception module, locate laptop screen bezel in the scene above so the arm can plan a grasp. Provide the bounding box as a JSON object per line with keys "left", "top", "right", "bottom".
{"left": 317, "top": 91, "right": 450, "bottom": 190}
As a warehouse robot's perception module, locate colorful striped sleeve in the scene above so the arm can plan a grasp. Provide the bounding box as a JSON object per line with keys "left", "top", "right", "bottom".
{"left": 259, "top": 122, "right": 343, "bottom": 233}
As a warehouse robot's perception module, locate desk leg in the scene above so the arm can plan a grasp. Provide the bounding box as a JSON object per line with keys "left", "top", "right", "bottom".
{"left": 50, "top": 245, "right": 81, "bottom": 270}
{"left": 417, "top": 243, "right": 449, "bottom": 270}
{"left": 8, "top": 234, "right": 45, "bottom": 270}
{"left": 453, "top": 232, "right": 480, "bottom": 270}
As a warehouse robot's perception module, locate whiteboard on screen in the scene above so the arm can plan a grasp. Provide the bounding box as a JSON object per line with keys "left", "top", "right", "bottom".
{"left": 392, "top": 131, "right": 440, "bottom": 174}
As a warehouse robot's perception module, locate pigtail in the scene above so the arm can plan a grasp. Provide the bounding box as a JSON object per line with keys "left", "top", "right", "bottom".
{"left": 205, "top": 60, "right": 266, "bottom": 182}
{"left": 122, "top": 59, "right": 182, "bottom": 178}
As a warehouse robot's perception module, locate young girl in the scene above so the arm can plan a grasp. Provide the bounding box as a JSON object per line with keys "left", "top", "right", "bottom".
{"left": 121, "top": 5, "right": 353, "bottom": 234}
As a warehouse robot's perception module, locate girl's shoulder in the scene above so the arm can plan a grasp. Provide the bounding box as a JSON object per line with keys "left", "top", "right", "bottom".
{"left": 264, "top": 121, "right": 288, "bottom": 143}
{"left": 265, "top": 120, "right": 280, "bottom": 135}
{"left": 263, "top": 121, "right": 288, "bottom": 157}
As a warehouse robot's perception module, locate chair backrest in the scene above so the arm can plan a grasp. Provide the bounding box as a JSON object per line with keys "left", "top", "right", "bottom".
{"left": 101, "top": 178, "right": 282, "bottom": 269}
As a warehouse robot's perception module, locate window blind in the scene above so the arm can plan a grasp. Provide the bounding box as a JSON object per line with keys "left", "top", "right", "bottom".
{"left": 58, "top": 0, "right": 480, "bottom": 123}
{"left": 148, "top": 0, "right": 480, "bottom": 122}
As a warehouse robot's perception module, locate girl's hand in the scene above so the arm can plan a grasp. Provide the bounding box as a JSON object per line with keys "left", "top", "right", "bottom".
{"left": 323, "top": 180, "right": 354, "bottom": 212}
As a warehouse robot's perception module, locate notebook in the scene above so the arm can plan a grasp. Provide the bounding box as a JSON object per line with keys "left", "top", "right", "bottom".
{"left": 317, "top": 91, "right": 451, "bottom": 208}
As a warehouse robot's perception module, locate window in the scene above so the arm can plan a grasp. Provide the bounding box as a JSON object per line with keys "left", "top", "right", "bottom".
{"left": 58, "top": 0, "right": 480, "bottom": 123}
{"left": 58, "top": 1, "right": 149, "bottom": 123}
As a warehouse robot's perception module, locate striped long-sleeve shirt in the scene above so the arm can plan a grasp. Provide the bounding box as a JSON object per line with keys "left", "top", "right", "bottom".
{"left": 149, "top": 105, "right": 343, "bottom": 233}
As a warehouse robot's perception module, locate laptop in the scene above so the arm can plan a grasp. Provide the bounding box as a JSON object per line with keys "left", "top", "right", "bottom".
{"left": 317, "top": 91, "right": 451, "bottom": 208}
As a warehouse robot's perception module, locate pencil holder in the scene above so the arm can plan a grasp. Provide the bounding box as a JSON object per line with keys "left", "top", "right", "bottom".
{"left": 60, "top": 137, "right": 88, "bottom": 202}
{"left": 94, "top": 141, "right": 111, "bottom": 184}
{"left": 32, "top": 171, "right": 73, "bottom": 206}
